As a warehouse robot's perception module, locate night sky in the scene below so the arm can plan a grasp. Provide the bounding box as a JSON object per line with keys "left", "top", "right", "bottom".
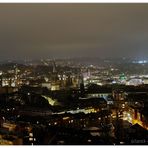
{"left": 0, "top": 3, "right": 148, "bottom": 60}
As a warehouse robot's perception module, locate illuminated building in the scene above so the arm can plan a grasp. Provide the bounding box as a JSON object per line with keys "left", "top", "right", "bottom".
{"left": 0, "top": 71, "right": 2, "bottom": 87}
{"left": 71, "top": 76, "right": 79, "bottom": 88}
{"left": 0, "top": 87, "right": 18, "bottom": 94}
{"left": 51, "top": 82, "right": 60, "bottom": 91}
{"left": 0, "top": 122, "right": 23, "bottom": 145}
{"left": 126, "top": 78, "right": 143, "bottom": 86}
{"left": 41, "top": 82, "right": 51, "bottom": 90}
{"left": 143, "top": 78, "right": 148, "bottom": 84}
{"left": 119, "top": 73, "right": 127, "bottom": 84}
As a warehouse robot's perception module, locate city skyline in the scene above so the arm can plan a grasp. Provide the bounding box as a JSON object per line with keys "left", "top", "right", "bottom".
{"left": 0, "top": 3, "right": 148, "bottom": 60}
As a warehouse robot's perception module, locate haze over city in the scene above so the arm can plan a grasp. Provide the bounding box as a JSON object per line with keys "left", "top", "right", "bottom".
{"left": 0, "top": 3, "right": 148, "bottom": 60}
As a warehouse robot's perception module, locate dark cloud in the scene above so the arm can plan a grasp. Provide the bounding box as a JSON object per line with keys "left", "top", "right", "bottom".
{"left": 0, "top": 3, "right": 148, "bottom": 60}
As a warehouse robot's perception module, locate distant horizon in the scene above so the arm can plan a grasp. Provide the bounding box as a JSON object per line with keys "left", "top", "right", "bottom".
{"left": 0, "top": 56, "right": 148, "bottom": 63}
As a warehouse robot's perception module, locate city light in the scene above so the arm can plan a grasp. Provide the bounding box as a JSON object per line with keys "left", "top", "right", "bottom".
{"left": 0, "top": 3, "right": 147, "bottom": 145}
